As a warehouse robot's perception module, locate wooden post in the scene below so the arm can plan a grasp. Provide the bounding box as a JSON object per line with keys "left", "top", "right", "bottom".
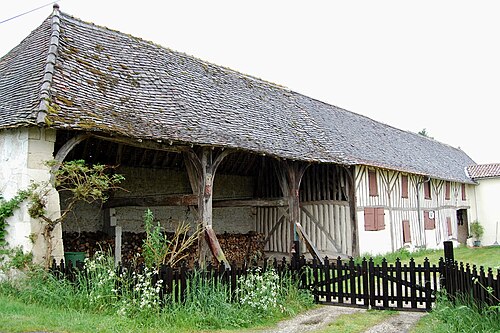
{"left": 115, "top": 225, "right": 122, "bottom": 267}
{"left": 184, "top": 147, "right": 232, "bottom": 269}
{"left": 276, "top": 161, "right": 309, "bottom": 255}
{"left": 443, "top": 240, "right": 454, "bottom": 263}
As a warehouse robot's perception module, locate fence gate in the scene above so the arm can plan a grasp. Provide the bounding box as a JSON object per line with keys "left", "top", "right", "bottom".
{"left": 301, "top": 256, "right": 440, "bottom": 311}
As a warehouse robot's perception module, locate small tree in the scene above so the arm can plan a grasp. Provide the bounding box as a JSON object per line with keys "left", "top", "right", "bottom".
{"left": 142, "top": 209, "right": 199, "bottom": 270}
{"left": 470, "top": 220, "right": 484, "bottom": 245}
{"left": 28, "top": 160, "right": 125, "bottom": 268}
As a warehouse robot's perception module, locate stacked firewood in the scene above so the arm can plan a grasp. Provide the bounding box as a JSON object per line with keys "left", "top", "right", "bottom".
{"left": 62, "top": 231, "right": 265, "bottom": 267}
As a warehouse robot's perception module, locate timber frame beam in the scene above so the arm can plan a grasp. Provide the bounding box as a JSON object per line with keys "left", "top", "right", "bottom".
{"left": 183, "top": 147, "right": 233, "bottom": 269}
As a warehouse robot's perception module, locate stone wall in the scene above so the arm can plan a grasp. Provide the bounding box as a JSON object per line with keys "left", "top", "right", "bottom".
{"left": 61, "top": 166, "right": 256, "bottom": 235}
{"left": 0, "top": 128, "right": 63, "bottom": 263}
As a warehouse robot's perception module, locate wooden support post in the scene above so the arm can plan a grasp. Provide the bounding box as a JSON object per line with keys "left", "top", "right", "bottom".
{"left": 276, "top": 161, "right": 309, "bottom": 256}
{"left": 115, "top": 225, "right": 122, "bottom": 267}
{"left": 183, "top": 147, "right": 232, "bottom": 269}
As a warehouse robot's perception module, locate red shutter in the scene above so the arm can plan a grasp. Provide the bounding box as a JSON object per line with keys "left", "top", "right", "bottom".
{"left": 365, "top": 207, "right": 385, "bottom": 231}
{"left": 368, "top": 170, "right": 378, "bottom": 196}
{"left": 424, "top": 181, "right": 431, "bottom": 199}
{"left": 445, "top": 181, "right": 451, "bottom": 200}
{"left": 424, "top": 211, "right": 435, "bottom": 230}
{"left": 364, "top": 207, "right": 376, "bottom": 231}
{"left": 461, "top": 184, "right": 467, "bottom": 201}
{"left": 446, "top": 217, "right": 452, "bottom": 236}
{"left": 401, "top": 175, "right": 408, "bottom": 198}
{"left": 376, "top": 208, "right": 385, "bottom": 230}
{"left": 402, "top": 220, "right": 411, "bottom": 243}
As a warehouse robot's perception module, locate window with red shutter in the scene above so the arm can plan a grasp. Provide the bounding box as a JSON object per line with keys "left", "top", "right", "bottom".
{"left": 424, "top": 181, "right": 431, "bottom": 200}
{"left": 364, "top": 207, "right": 385, "bottom": 231}
{"left": 368, "top": 170, "right": 378, "bottom": 196}
{"left": 402, "top": 220, "right": 411, "bottom": 243}
{"left": 446, "top": 217, "right": 452, "bottom": 236}
{"left": 461, "top": 184, "right": 467, "bottom": 201}
{"left": 424, "top": 211, "right": 435, "bottom": 230}
{"left": 401, "top": 175, "right": 408, "bottom": 198}
{"left": 445, "top": 181, "right": 451, "bottom": 200}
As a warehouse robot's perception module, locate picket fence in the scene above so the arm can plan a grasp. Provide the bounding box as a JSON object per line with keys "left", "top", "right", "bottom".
{"left": 51, "top": 242, "right": 499, "bottom": 312}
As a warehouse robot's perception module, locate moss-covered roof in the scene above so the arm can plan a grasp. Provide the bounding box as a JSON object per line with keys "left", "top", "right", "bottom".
{"left": 0, "top": 6, "right": 475, "bottom": 183}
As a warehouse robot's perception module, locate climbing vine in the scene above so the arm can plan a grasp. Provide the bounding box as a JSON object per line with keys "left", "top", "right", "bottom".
{"left": 0, "top": 189, "right": 31, "bottom": 247}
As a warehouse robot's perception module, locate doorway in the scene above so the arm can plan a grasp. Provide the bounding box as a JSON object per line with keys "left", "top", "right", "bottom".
{"left": 456, "top": 209, "right": 469, "bottom": 244}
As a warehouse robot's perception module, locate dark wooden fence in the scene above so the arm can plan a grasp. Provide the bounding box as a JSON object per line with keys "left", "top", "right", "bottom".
{"left": 298, "top": 256, "right": 440, "bottom": 311}
{"left": 51, "top": 242, "right": 499, "bottom": 312}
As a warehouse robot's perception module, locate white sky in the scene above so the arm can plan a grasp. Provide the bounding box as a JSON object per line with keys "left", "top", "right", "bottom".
{"left": 1, "top": 1, "right": 499, "bottom": 164}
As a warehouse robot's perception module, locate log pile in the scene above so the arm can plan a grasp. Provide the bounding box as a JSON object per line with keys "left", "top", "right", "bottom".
{"left": 62, "top": 231, "right": 265, "bottom": 267}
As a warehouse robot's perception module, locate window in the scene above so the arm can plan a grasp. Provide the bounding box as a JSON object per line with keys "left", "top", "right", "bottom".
{"left": 424, "top": 211, "right": 435, "bottom": 230}
{"left": 461, "top": 183, "right": 467, "bottom": 201}
{"left": 424, "top": 180, "right": 431, "bottom": 199}
{"left": 368, "top": 170, "right": 378, "bottom": 196}
{"left": 402, "top": 220, "right": 411, "bottom": 243}
{"left": 446, "top": 217, "right": 452, "bottom": 236}
{"left": 401, "top": 175, "right": 408, "bottom": 198}
{"left": 364, "top": 207, "right": 385, "bottom": 231}
{"left": 445, "top": 181, "right": 451, "bottom": 200}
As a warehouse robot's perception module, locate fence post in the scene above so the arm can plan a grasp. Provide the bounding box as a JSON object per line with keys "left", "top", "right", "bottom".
{"left": 443, "top": 241, "right": 454, "bottom": 263}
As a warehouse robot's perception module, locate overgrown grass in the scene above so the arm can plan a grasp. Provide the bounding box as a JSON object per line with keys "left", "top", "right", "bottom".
{"left": 411, "top": 293, "right": 500, "bottom": 333}
{"left": 358, "top": 245, "right": 500, "bottom": 269}
{"left": 0, "top": 252, "right": 314, "bottom": 332}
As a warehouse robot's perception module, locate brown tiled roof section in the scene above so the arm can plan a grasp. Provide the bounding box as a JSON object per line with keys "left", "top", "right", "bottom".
{"left": 467, "top": 164, "right": 500, "bottom": 179}
{"left": 0, "top": 8, "right": 476, "bottom": 183}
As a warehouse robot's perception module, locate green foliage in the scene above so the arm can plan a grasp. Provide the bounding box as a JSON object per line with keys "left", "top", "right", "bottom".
{"left": 51, "top": 159, "right": 125, "bottom": 205}
{"left": 0, "top": 246, "right": 34, "bottom": 271}
{"left": 414, "top": 292, "right": 500, "bottom": 333}
{"left": 142, "top": 209, "right": 198, "bottom": 270}
{"left": 0, "top": 189, "right": 30, "bottom": 247}
{"left": 418, "top": 128, "right": 433, "bottom": 138}
{"left": 236, "top": 267, "right": 281, "bottom": 312}
{"left": 0, "top": 251, "right": 313, "bottom": 332}
{"left": 470, "top": 220, "right": 484, "bottom": 240}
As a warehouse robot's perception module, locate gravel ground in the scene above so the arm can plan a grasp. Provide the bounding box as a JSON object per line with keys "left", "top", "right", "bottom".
{"left": 242, "top": 305, "right": 425, "bottom": 333}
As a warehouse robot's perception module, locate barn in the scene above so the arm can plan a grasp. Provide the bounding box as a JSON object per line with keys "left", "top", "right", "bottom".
{"left": 0, "top": 5, "right": 477, "bottom": 265}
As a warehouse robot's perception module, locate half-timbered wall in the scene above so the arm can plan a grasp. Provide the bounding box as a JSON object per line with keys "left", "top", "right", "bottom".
{"left": 256, "top": 163, "right": 355, "bottom": 256}
{"left": 355, "top": 165, "right": 474, "bottom": 255}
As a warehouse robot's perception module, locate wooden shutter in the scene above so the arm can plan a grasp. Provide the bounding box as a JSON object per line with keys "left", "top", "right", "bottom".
{"left": 364, "top": 207, "right": 385, "bottom": 231}
{"left": 364, "top": 208, "right": 376, "bottom": 231}
{"left": 424, "top": 211, "right": 435, "bottom": 230}
{"left": 402, "top": 220, "right": 411, "bottom": 243}
{"left": 376, "top": 208, "right": 385, "bottom": 230}
{"left": 368, "top": 170, "right": 378, "bottom": 196}
{"left": 445, "top": 181, "right": 451, "bottom": 200}
{"left": 401, "top": 175, "right": 408, "bottom": 198}
{"left": 461, "top": 183, "right": 467, "bottom": 200}
{"left": 446, "top": 217, "right": 452, "bottom": 236}
{"left": 424, "top": 181, "right": 431, "bottom": 199}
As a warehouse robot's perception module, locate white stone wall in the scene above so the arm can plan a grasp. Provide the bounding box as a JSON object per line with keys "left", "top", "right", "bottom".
{"left": 62, "top": 166, "right": 256, "bottom": 235}
{"left": 473, "top": 178, "right": 500, "bottom": 246}
{"left": 0, "top": 128, "right": 62, "bottom": 262}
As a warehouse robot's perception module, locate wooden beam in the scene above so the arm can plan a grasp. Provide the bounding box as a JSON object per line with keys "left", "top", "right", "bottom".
{"left": 213, "top": 198, "right": 287, "bottom": 208}
{"left": 183, "top": 147, "right": 234, "bottom": 267}
{"left": 295, "top": 222, "right": 322, "bottom": 262}
{"left": 205, "top": 225, "right": 231, "bottom": 270}
{"left": 104, "top": 194, "right": 198, "bottom": 208}
{"left": 89, "top": 133, "right": 189, "bottom": 153}
{"left": 50, "top": 133, "right": 90, "bottom": 184}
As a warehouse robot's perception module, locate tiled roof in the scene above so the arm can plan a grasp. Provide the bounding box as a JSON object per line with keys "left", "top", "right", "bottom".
{"left": 467, "top": 164, "right": 500, "bottom": 179}
{"left": 0, "top": 6, "right": 475, "bottom": 183}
